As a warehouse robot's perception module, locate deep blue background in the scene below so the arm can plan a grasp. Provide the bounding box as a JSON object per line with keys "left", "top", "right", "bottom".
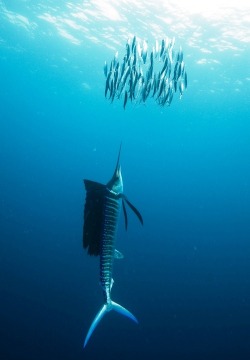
{"left": 1, "top": 3, "right": 250, "bottom": 360}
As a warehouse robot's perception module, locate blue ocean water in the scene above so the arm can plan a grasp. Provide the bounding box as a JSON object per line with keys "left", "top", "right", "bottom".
{"left": 0, "top": 1, "right": 250, "bottom": 359}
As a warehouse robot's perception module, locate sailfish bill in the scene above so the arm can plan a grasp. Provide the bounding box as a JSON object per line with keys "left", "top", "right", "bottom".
{"left": 83, "top": 144, "right": 143, "bottom": 347}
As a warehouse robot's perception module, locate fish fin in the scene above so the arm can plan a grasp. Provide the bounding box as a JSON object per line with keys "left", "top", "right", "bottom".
{"left": 114, "top": 249, "right": 124, "bottom": 259}
{"left": 84, "top": 179, "right": 106, "bottom": 192}
{"left": 111, "top": 301, "right": 138, "bottom": 324}
{"left": 83, "top": 304, "right": 108, "bottom": 348}
{"left": 83, "top": 301, "right": 138, "bottom": 348}
{"left": 122, "top": 199, "right": 128, "bottom": 230}
{"left": 122, "top": 196, "right": 143, "bottom": 226}
{"left": 83, "top": 180, "right": 106, "bottom": 256}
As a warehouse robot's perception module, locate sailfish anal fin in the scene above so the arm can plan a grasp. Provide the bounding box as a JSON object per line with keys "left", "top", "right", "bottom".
{"left": 114, "top": 249, "right": 124, "bottom": 259}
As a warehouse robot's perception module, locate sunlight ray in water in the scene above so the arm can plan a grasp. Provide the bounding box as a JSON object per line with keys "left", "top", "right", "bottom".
{"left": 0, "top": 0, "right": 250, "bottom": 52}
{"left": 0, "top": 0, "right": 249, "bottom": 95}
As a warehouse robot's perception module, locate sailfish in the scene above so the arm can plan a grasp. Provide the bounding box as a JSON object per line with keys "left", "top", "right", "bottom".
{"left": 83, "top": 145, "right": 143, "bottom": 348}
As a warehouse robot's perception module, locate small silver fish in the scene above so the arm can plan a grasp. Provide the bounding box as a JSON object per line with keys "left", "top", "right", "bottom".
{"left": 131, "top": 35, "right": 136, "bottom": 53}
{"left": 160, "top": 39, "right": 165, "bottom": 58}
{"left": 184, "top": 71, "right": 188, "bottom": 89}
{"left": 103, "top": 61, "right": 108, "bottom": 78}
{"left": 142, "top": 40, "right": 148, "bottom": 64}
{"left": 123, "top": 90, "right": 128, "bottom": 109}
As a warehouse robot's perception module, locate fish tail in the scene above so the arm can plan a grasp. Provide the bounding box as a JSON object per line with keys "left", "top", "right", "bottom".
{"left": 83, "top": 300, "right": 138, "bottom": 348}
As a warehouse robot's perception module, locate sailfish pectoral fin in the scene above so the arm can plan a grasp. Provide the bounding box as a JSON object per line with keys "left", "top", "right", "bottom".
{"left": 122, "top": 199, "right": 128, "bottom": 230}
{"left": 122, "top": 195, "right": 143, "bottom": 226}
{"left": 83, "top": 301, "right": 138, "bottom": 348}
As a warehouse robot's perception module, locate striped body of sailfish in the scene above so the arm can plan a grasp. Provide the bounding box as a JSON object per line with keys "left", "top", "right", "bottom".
{"left": 83, "top": 146, "right": 143, "bottom": 348}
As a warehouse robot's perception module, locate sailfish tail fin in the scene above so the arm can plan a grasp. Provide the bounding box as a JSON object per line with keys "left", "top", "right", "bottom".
{"left": 83, "top": 301, "right": 138, "bottom": 348}
{"left": 111, "top": 301, "right": 138, "bottom": 323}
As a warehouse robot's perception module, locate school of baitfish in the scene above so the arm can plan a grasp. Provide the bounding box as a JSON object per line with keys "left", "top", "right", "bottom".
{"left": 104, "top": 36, "right": 188, "bottom": 109}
